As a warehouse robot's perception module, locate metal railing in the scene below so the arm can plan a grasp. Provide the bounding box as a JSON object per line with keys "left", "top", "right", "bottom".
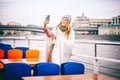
{"left": 0, "top": 37, "right": 44, "bottom": 48}
{"left": 73, "top": 39, "right": 120, "bottom": 74}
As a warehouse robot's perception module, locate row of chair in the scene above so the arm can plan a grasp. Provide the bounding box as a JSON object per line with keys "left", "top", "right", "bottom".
{"left": 8, "top": 49, "right": 40, "bottom": 59}
{"left": 0, "top": 49, "right": 40, "bottom": 69}
{"left": 0, "top": 44, "right": 30, "bottom": 59}
{"left": 4, "top": 62, "right": 85, "bottom": 80}
{"left": 0, "top": 49, "right": 40, "bottom": 59}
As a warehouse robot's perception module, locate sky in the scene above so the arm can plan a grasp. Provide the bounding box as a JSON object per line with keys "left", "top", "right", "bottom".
{"left": 0, "top": 0, "right": 120, "bottom": 26}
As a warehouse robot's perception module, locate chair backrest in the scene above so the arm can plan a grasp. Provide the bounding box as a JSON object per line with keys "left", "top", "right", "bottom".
{"left": 0, "top": 43, "right": 5, "bottom": 49}
{"left": 26, "top": 49, "right": 39, "bottom": 60}
{"left": 7, "top": 49, "right": 23, "bottom": 59}
{"left": 0, "top": 49, "right": 4, "bottom": 69}
{"left": 33, "top": 62, "right": 60, "bottom": 76}
{"left": 4, "top": 63, "right": 31, "bottom": 80}
{"left": 0, "top": 49, "right": 4, "bottom": 59}
{"left": 4, "top": 44, "right": 12, "bottom": 48}
{"left": 15, "top": 47, "right": 29, "bottom": 58}
{"left": 0, "top": 43, "right": 12, "bottom": 49}
{"left": 61, "top": 62, "right": 84, "bottom": 75}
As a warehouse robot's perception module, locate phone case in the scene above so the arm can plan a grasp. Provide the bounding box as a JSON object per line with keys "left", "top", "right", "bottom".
{"left": 46, "top": 15, "right": 50, "bottom": 21}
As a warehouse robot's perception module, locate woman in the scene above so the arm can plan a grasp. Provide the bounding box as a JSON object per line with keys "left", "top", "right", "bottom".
{"left": 43, "top": 14, "right": 75, "bottom": 65}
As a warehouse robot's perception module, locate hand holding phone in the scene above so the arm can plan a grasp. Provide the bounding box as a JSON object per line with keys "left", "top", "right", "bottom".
{"left": 44, "top": 15, "right": 50, "bottom": 27}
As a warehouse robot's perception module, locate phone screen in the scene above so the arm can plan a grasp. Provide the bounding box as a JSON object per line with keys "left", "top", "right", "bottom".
{"left": 46, "top": 15, "right": 50, "bottom": 21}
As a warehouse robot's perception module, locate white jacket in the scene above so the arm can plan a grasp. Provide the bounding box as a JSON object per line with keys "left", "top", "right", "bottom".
{"left": 45, "top": 27, "right": 75, "bottom": 65}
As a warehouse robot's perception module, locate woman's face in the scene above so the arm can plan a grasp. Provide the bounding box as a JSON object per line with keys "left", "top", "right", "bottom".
{"left": 61, "top": 17, "right": 68, "bottom": 26}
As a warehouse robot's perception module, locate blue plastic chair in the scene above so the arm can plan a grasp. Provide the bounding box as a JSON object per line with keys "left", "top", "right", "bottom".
{"left": 61, "top": 62, "right": 84, "bottom": 75}
{"left": 33, "top": 62, "right": 60, "bottom": 76}
{"left": 4, "top": 44, "right": 12, "bottom": 48}
{"left": 0, "top": 43, "right": 5, "bottom": 49}
{"left": 15, "top": 47, "right": 29, "bottom": 58}
{"left": 4, "top": 63, "right": 31, "bottom": 80}
{"left": 0, "top": 43, "right": 12, "bottom": 49}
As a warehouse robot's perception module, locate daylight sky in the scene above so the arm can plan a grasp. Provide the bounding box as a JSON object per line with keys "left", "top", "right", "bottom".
{"left": 0, "top": 0, "right": 120, "bottom": 26}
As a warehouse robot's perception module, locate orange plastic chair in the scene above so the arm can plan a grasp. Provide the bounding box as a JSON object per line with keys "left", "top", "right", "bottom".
{"left": 0, "top": 49, "right": 4, "bottom": 59}
{"left": 0, "top": 49, "right": 4, "bottom": 69}
{"left": 26, "top": 49, "right": 40, "bottom": 61}
{"left": 0, "top": 63, "right": 4, "bottom": 69}
{"left": 7, "top": 49, "right": 23, "bottom": 59}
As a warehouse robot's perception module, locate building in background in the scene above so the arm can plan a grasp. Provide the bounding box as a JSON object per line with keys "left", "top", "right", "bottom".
{"left": 99, "top": 15, "right": 120, "bottom": 35}
{"left": 72, "top": 13, "right": 111, "bottom": 35}
{"left": 73, "top": 13, "right": 111, "bottom": 28}
{"left": 112, "top": 15, "right": 120, "bottom": 24}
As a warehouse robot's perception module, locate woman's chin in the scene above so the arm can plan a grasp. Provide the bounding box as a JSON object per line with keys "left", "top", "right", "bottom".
{"left": 61, "top": 24, "right": 65, "bottom": 26}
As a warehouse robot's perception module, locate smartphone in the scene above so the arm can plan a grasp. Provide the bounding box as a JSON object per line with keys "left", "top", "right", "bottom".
{"left": 46, "top": 15, "right": 50, "bottom": 21}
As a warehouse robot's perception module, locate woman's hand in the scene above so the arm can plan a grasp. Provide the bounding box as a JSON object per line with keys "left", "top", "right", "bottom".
{"left": 44, "top": 20, "right": 49, "bottom": 27}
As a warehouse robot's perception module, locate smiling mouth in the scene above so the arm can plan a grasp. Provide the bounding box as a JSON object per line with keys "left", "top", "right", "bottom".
{"left": 62, "top": 22, "right": 65, "bottom": 25}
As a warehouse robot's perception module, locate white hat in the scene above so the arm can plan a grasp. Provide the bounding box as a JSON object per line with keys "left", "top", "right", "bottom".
{"left": 62, "top": 14, "right": 72, "bottom": 23}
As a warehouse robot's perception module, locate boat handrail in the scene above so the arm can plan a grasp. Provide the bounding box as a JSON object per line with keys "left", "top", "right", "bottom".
{"left": 74, "top": 39, "right": 120, "bottom": 73}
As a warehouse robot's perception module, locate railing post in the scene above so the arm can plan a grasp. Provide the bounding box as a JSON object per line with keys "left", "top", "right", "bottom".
{"left": 94, "top": 44, "right": 99, "bottom": 73}
{"left": 28, "top": 38, "right": 30, "bottom": 48}
{"left": 13, "top": 39, "right": 15, "bottom": 48}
